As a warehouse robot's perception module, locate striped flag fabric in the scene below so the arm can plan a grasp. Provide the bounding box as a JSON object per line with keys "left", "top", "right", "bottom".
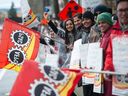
{"left": 0, "top": 18, "right": 40, "bottom": 71}
{"left": 20, "top": 0, "right": 40, "bottom": 28}
{"left": 10, "top": 60, "right": 83, "bottom": 96}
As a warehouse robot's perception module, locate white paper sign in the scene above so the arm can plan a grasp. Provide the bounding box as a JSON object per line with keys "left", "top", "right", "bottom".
{"left": 93, "top": 74, "right": 103, "bottom": 93}
{"left": 80, "top": 42, "right": 103, "bottom": 85}
{"left": 112, "top": 36, "right": 128, "bottom": 95}
{"left": 70, "top": 39, "right": 82, "bottom": 69}
{"left": 113, "top": 36, "right": 128, "bottom": 73}
{"left": 79, "top": 44, "right": 88, "bottom": 68}
{"left": 86, "top": 43, "right": 103, "bottom": 71}
{"left": 112, "top": 75, "right": 128, "bottom": 96}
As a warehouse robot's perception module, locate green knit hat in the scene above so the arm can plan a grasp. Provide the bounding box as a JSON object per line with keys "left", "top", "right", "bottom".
{"left": 96, "top": 12, "right": 113, "bottom": 25}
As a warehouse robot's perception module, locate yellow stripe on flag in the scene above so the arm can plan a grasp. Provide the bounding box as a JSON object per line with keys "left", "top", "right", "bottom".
{"left": 57, "top": 72, "right": 77, "bottom": 96}
{"left": 4, "top": 33, "right": 36, "bottom": 72}
{"left": 24, "top": 11, "right": 36, "bottom": 26}
{"left": 4, "top": 63, "right": 21, "bottom": 72}
{"left": 24, "top": 33, "right": 35, "bottom": 59}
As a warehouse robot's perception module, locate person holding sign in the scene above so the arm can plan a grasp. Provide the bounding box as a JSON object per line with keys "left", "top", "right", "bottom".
{"left": 97, "top": 12, "right": 113, "bottom": 54}
{"left": 96, "top": 12, "right": 114, "bottom": 96}
{"left": 104, "top": 0, "right": 128, "bottom": 96}
{"left": 89, "top": 5, "right": 110, "bottom": 43}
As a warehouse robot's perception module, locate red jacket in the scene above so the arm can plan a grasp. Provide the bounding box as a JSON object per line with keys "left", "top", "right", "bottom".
{"left": 104, "top": 21, "right": 128, "bottom": 71}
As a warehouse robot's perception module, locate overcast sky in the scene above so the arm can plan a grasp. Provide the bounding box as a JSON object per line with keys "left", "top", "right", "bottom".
{"left": 0, "top": 0, "right": 20, "bottom": 9}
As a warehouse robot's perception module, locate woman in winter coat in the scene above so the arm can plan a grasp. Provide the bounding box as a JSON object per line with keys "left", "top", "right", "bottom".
{"left": 43, "top": 12, "right": 77, "bottom": 67}
{"left": 63, "top": 18, "right": 76, "bottom": 50}
{"left": 80, "top": 11, "right": 95, "bottom": 44}
{"left": 48, "top": 18, "right": 76, "bottom": 51}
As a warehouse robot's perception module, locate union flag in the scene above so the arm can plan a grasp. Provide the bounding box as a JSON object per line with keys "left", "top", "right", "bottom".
{"left": 0, "top": 18, "right": 40, "bottom": 71}
{"left": 58, "top": 0, "right": 83, "bottom": 20}
{"left": 10, "top": 60, "right": 83, "bottom": 96}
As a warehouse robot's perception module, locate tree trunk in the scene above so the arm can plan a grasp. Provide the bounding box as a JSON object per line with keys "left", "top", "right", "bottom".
{"left": 63, "top": 0, "right": 68, "bottom": 6}
{"left": 28, "top": 0, "right": 43, "bottom": 20}
{"left": 53, "top": 0, "right": 60, "bottom": 19}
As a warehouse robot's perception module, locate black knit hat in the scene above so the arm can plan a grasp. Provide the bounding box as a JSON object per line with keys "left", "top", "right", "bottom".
{"left": 83, "top": 11, "right": 94, "bottom": 22}
{"left": 94, "top": 5, "right": 109, "bottom": 16}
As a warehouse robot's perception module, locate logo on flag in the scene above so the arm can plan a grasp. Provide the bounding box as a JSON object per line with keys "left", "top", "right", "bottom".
{"left": 10, "top": 60, "right": 83, "bottom": 96}
{"left": 39, "top": 65, "right": 68, "bottom": 85}
{"left": 28, "top": 79, "right": 59, "bottom": 96}
{"left": 0, "top": 18, "right": 40, "bottom": 71}
{"left": 7, "top": 47, "right": 26, "bottom": 65}
{"left": 11, "top": 30, "right": 30, "bottom": 48}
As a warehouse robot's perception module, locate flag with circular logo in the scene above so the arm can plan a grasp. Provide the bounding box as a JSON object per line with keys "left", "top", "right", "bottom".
{"left": 10, "top": 60, "right": 83, "bottom": 96}
{"left": 0, "top": 18, "right": 40, "bottom": 71}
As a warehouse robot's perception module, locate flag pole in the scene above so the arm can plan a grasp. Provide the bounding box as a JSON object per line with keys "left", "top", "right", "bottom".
{"left": 41, "top": 33, "right": 68, "bottom": 47}
{"left": 43, "top": 37, "right": 58, "bottom": 54}
{"left": 81, "top": 69, "right": 126, "bottom": 75}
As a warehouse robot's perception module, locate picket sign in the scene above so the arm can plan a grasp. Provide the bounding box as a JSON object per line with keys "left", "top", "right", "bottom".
{"left": 80, "top": 42, "right": 103, "bottom": 86}
{"left": 112, "top": 36, "right": 128, "bottom": 96}
{"left": 70, "top": 39, "right": 82, "bottom": 69}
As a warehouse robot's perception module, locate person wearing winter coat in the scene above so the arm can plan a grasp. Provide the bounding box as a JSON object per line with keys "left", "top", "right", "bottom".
{"left": 89, "top": 4, "right": 110, "bottom": 43}
{"left": 73, "top": 13, "right": 83, "bottom": 30}
{"left": 104, "top": 0, "right": 128, "bottom": 96}
{"left": 76, "top": 11, "right": 95, "bottom": 44}
{"left": 82, "top": 12, "right": 113, "bottom": 96}
{"left": 96, "top": 12, "right": 114, "bottom": 96}
{"left": 47, "top": 17, "right": 77, "bottom": 68}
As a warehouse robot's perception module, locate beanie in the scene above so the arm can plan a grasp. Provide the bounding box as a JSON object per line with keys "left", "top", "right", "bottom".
{"left": 83, "top": 11, "right": 94, "bottom": 22}
{"left": 96, "top": 12, "right": 113, "bottom": 25}
{"left": 94, "top": 5, "right": 109, "bottom": 16}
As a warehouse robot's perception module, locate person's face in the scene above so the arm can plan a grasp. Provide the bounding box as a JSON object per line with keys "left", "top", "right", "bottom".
{"left": 117, "top": 1, "right": 128, "bottom": 24}
{"left": 73, "top": 16, "right": 82, "bottom": 28}
{"left": 66, "top": 20, "right": 74, "bottom": 32}
{"left": 98, "top": 21, "right": 111, "bottom": 33}
{"left": 82, "top": 18, "right": 93, "bottom": 28}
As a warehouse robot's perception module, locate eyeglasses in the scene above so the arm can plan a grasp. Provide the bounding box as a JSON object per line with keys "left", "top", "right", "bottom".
{"left": 117, "top": 8, "right": 128, "bottom": 14}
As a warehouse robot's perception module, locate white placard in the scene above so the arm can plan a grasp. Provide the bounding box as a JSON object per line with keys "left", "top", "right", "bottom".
{"left": 70, "top": 39, "right": 82, "bottom": 69}
{"left": 112, "top": 75, "right": 128, "bottom": 96}
{"left": 80, "top": 42, "right": 103, "bottom": 84}
{"left": 113, "top": 36, "right": 128, "bottom": 73}
{"left": 93, "top": 74, "right": 103, "bottom": 93}
{"left": 112, "top": 36, "right": 128, "bottom": 95}
{"left": 86, "top": 42, "right": 103, "bottom": 71}
{"left": 79, "top": 44, "right": 88, "bottom": 68}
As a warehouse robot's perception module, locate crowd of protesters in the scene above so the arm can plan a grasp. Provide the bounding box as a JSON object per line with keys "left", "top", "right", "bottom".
{"left": 31, "top": 0, "right": 128, "bottom": 96}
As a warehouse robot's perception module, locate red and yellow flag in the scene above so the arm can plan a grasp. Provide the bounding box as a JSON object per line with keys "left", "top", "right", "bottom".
{"left": 0, "top": 18, "right": 40, "bottom": 71}
{"left": 10, "top": 60, "right": 83, "bottom": 96}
